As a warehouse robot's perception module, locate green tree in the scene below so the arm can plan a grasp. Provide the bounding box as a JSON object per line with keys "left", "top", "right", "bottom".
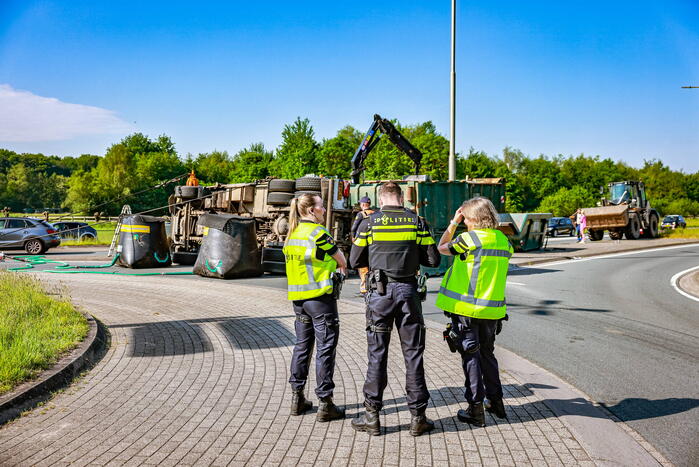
{"left": 317, "top": 126, "right": 362, "bottom": 177}
{"left": 538, "top": 186, "right": 597, "bottom": 217}
{"left": 458, "top": 149, "right": 498, "bottom": 179}
{"left": 193, "top": 151, "right": 234, "bottom": 184}
{"left": 272, "top": 117, "right": 319, "bottom": 179}
{"left": 230, "top": 143, "right": 274, "bottom": 182}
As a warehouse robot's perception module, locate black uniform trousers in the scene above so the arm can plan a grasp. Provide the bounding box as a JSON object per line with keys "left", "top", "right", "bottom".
{"left": 450, "top": 314, "right": 503, "bottom": 404}
{"left": 289, "top": 293, "right": 340, "bottom": 398}
{"left": 364, "top": 282, "right": 429, "bottom": 415}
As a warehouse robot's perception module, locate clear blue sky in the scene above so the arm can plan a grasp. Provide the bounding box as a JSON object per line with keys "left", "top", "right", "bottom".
{"left": 1, "top": 0, "right": 698, "bottom": 172}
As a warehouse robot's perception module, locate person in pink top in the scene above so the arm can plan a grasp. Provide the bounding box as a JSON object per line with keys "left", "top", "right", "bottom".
{"left": 579, "top": 210, "right": 587, "bottom": 243}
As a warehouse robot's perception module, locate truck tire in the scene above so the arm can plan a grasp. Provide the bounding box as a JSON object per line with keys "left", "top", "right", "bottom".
{"left": 294, "top": 190, "right": 322, "bottom": 199}
{"left": 643, "top": 213, "right": 659, "bottom": 238}
{"left": 268, "top": 179, "right": 296, "bottom": 193}
{"left": 609, "top": 230, "right": 623, "bottom": 240}
{"left": 172, "top": 250, "right": 199, "bottom": 265}
{"left": 262, "top": 246, "right": 286, "bottom": 275}
{"left": 295, "top": 176, "right": 322, "bottom": 192}
{"left": 625, "top": 216, "right": 641, "bottom": 240}
{"left": 175, "top": 185, "right": 202, "bottom": 200}
{"left": 588, "top": 230, "right": 604, "bottom": 241}
{"left": 267, "top": 192, "right": 294, "bottom": 206}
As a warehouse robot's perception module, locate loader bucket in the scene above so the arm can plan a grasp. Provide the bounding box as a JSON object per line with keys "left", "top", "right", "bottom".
{"left": 584, "top": 205, "right": 628, "bottom": 230}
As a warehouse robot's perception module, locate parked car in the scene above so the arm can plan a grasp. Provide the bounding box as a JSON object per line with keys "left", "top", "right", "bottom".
{"left": 53, "top": 221, "right": 98, "bottom": 241}
{"left": 546, "top": 217, "right": 575, "bottom": 236}
{"left": 661, "top": 215, "right": 687, "bottom": 229}
{"left": 0, "top": 217, "right": 61, "bottom": 254}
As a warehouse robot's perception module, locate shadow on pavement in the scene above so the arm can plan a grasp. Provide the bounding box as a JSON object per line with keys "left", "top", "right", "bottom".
{"left": 602, "top": 397, "right": 699, "bottom": 421}
{"left": 109, "top": 315, "right": 296, "bottom": 356}
{"left": 507, "top": 266, "right": 561, "bottom": 276}
{"left": 508, "top": 299, "right": 611, "bottom": 315}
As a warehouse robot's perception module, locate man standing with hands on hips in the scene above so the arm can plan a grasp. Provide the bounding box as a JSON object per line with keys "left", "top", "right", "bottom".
{"left": 350, "top": 182, "right": 440, "bottom": 436}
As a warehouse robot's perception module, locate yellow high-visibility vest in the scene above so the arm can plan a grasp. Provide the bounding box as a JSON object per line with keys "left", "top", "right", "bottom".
{"left": 435, "top": 229, "right": 513, "bottom": 319}
{"left": 283, "top": 222, "right": 337, "bottom": 300}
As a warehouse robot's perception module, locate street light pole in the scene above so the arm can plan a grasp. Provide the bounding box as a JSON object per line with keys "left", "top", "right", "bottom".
{"left": 449, "top": 0, "right": 456, "bottom": 181}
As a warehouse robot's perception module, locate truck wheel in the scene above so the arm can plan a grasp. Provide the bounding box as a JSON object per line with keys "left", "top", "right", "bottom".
{"left": 262, "top": 246, "right": 286, "bottom": 275}
{"left": 24, "top": 239, "right": 46, "bottom": 254}
{"left": 295, "top": 176, "right": 322, "bottom": 192}
{"left": 294, "top": 190, "right": 322, "bottom": 199}
{"left": 609, "top": 230, "right": 623, "bottom": 240}
{"left": 267, "top": 192, "right": 294, "bottom": 206}
{"left": 588, "top": 230, "right": 604, "bottom": 241}
{"left": 175, "top": 185, "right": 202, "bottom": 200}
{"left": 268, "top": 179, "right": 296, "bottom": 193}
{"left": 172, "top": 250, "right": 198, "bottom": 265}
{"left": 643, "top": 213, "right": 659, "bottom": 238}
{"left": 625, "top": 216, "right": 641, "bottom": 240}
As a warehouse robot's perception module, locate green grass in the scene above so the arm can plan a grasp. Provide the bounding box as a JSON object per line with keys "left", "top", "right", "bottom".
{"left": 60, "top": 226, "right": 116, "bottom": 246}
{"left": 0, "top": 272, "right": 89, "bottom": 394}
{"left": 660, "top": 217, "right": 699, "bottom": 239}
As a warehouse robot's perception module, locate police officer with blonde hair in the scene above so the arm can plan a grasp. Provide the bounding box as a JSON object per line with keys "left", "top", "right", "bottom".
{"left": 284, "top": 192, "right": 347, "bottom": 422}
{"left": 350, "top": 182, "right": 440, "bottom": 436}
{"left": 436, "top": 197, "right": 512, "bottom": 427}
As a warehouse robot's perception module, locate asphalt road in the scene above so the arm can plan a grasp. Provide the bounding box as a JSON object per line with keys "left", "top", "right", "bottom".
{"left": 421, "top": 244, "right": 698, "bottom": 467}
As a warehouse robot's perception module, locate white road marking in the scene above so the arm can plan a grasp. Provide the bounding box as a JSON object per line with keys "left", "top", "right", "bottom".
{"left": 529, "top": 242, "right": 699, "bottom": 268}
{"left": 670, "top": 265, "right": 699, "bottom": 303}
{"left": 508, "top": 281, "right": 526, "bottom": 286}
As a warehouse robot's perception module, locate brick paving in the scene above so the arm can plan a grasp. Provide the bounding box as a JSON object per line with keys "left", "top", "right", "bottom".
{"left": 0, "top": 274, "right": 604, "bottom": 466}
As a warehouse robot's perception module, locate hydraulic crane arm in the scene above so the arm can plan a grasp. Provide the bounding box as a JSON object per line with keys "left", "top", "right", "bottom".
{"left": 351, "top": 114, "right": 423, "bottom": 183}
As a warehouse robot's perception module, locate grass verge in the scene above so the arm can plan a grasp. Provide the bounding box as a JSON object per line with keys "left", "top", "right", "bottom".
{"left": 661, "top": 227, "right": 699, "bottom": 239}
{"left": 0, "top": 272, "right": 88, "bottom": 395}
{"left": 60, "top": 228, "right": 115, "bottom": 246}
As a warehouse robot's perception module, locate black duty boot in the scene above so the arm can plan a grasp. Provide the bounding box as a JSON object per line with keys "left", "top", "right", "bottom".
{"left": 317, "top": 397, "right": 345, "bottom": 422}
{"left": 409, "top": 410, "right": 435, "bottom": 436}
{"left": 457, "top": 402, "right": 486, "bottom": 427}
{"left": 351, "top": 404, "right": 381, "bottom": 435}
{"left": 485, "top": 398, "right": 507, "bottom": 419}
{"left": 290, "top": 389, "right": 312, "bottom": 416}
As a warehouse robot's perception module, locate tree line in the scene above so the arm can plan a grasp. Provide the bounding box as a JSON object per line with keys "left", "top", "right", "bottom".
{"left": 1, "top": 117, "right": 697, "bottom": 217}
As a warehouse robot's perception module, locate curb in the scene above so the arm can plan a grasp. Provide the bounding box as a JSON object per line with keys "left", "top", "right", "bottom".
{"left": 0, "top": 312, "right": 109, "bottom": 425}
{"left": 494, "top": 346, "right": 670, "bottom": 466}
{"left": 672, "top": 267, "right": 699, "bottom": 302}
{"left": 513, "top": 239, "right": 699, "bottom": 267}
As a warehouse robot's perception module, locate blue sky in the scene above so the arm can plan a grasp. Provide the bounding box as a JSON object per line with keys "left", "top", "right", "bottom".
{"left": 1, "top": 0, "right": 698, "bottom": 172}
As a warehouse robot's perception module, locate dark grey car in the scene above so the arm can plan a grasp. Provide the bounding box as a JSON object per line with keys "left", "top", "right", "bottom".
{"left": 0, "top": 217, "right": 61, "bottom": 254}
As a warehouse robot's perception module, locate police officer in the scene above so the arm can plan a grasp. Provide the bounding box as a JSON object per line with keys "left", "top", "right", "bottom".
{"left": 284, "top": 192, "right": 347, "bottom": 422}
{"left": 351, "top": 196, "right": 375, "bottom": 294}
{"left": 350, "top": 182, "right": 440, "bottom": 436}
{"left": 436, "top": 197, "right": 512, "bottom": 427}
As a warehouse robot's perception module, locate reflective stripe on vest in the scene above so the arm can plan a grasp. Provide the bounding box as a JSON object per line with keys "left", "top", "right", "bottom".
{"left": 284, "top": 223, "right": 336, "bottom": 300}
{"left": 435, "top": 229, "right": 512, "bottom": 319}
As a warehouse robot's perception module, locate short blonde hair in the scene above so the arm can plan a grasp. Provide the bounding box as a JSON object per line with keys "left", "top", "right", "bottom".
{"left": 460, "top": 197, "right": 499, "bottom": 229}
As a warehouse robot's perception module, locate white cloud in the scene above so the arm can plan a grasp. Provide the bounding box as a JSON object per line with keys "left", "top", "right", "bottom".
{"left": 0, "top": 84, "right": 133, "bottom": 142}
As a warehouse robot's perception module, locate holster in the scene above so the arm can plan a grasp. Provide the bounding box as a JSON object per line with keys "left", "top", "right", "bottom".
{"left": 496, "top": 313, "right": 508, "bottom": 335}
{"left": 417, "top": 273, "right": 427, "bottom": 302}
{"left": 443, "top": 323, "right": 458, "bottom": 353}
{"left": 369, "top": 270, "right": 387, "bottom": 295}
{"left": 331, "top": 272, "right": 345, "bottom": 300}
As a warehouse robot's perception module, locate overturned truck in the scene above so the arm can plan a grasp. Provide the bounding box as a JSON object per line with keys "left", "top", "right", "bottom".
{"left": 169, "top": 176, "right": 353, "bottom": 273}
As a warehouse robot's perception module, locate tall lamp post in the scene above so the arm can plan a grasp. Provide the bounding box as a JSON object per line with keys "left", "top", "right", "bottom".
{"left": 448, "top": 0, "right": 457, "bottom": 181}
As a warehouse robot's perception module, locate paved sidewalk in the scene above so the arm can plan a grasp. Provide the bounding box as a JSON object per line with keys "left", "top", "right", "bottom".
{"left": 0, "top": 274, "right": 665, "bottom": 466}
